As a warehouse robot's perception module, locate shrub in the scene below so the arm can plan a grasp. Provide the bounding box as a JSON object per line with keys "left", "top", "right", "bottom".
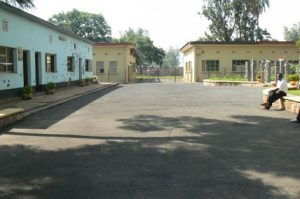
{"left": 287, "top": 74, "right": 299, "bottom": 81}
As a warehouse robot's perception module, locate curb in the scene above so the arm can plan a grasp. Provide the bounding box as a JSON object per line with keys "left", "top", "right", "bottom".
{"left": 0, "top": 83, "right": 118, "bottom": 130}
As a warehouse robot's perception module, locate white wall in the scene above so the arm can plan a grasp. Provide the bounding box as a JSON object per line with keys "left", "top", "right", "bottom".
{"left": 0, "top": 7, "right": 93, "bottom": 90}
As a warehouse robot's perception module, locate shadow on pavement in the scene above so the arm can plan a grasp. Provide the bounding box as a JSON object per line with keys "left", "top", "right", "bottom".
{"left": 1, "top": 114, "right": 299, "bottom": 198}
{"left": 1, "top": 85, "right": 121, "bottom": 131}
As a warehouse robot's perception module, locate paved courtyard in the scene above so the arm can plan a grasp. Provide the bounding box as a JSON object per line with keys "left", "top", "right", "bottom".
{"left": 0, "top": 82, "right": 299, "bottom": 199}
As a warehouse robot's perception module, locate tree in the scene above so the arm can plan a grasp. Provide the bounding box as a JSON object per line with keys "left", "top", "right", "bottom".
{"left": 119, "top": 28, "right": 165, "bottom": 69}
{"left": 0, "top": 0, "right": 34, "bottom": 8}
{"left": 284, "top": 23, "right": 300, "bottom": 41}
{"left": 49, "top": 9, "right": 111, "bottom": 42}
{"left": 162, "top": 47, "right": 180, "bottom": 67}
{"left": 200, "top": 0, "right": 270, "bottom": 42}
{"left": 246, "top": 0, "right": 270, "bottom": 41}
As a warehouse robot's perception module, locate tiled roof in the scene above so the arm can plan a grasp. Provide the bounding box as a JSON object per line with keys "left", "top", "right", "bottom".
{"left": 93, "top": 42, "right": 134, "bottom": 47}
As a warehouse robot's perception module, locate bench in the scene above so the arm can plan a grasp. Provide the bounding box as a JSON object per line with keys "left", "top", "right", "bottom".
{"left": 0, "top": 108, "right": 25, "bottom": 129}
{"left": 262, "top": 89, "right": 300, "bottom": 114}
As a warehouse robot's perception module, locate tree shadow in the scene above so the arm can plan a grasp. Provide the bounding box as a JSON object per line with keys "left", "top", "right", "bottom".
{"left": 1, "top": 114, "right": 299, "bottom": 198}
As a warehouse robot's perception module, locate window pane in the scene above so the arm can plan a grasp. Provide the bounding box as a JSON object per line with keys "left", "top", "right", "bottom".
{"left": 96, "top": 61, "right": 104, "bottom": 73}
{"left": 67, "top": 56, "right": 73, "bottom": 72}
{"left": 109, "top": 61, "right": 117, "bottom": 74}
{"left": 0, "top": 46, "right": 15, "bottom": 72}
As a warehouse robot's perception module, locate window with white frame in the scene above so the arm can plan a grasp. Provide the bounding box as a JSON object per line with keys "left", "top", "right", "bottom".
{"left": 0, "top": 46, "right": 15, "bottom": 72}
{"left": 109, "top": 61, "right": 117, "bottom": 74}
{"left": 202, "top": 60, "right": 219, "bottom": 72}
{"left": 96, "top": 61, "right": 104, "bottom": 74}
{"left": 45, "top": 53, "right": 56, "bottom": 72}
{"left": 232, "top": 60, "right": 248, "bottom": 72}
{"left": 67, "top": 56, "right": 74, "bottom": 72}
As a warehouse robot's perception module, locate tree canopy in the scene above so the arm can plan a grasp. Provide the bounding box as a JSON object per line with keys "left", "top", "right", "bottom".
{"left": 119, "top": 28, "right": 165, "bottom": 67}
{"left": 200, "top": 0, "right": 270, "bottom": 42}
{"left": 162, "top": 47, "right": 180, "bottom": 67}
{"left": 0, "top": 0, "right": 34, "bottom": 8}
{"left": 49, "top": 9, "right": 112, "bottom": 42}
{"left": 284, "top": 22, "right": 300, "bottom": 41}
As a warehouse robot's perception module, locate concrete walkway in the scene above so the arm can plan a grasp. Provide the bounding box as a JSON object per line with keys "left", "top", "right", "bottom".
{"left": 0, "top": 82, "right": 118, "bottom": 129}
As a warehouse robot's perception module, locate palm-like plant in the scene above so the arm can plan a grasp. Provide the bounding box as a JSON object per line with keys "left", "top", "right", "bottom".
{"left": 247, "top": 0, "right": 270, "bottom": 41}
{"left": 0, "top": 0, "right": 34, "bottom": 8}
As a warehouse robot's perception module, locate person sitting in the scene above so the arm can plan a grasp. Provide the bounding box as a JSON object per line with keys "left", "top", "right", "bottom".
{"left": 261, "top": 73, "right": 288, "bottom": 110}
{"left": 290, "top": 108, "right": 300, "bottom": 123}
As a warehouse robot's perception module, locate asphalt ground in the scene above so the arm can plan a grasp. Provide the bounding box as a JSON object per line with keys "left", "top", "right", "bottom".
{"left": 0, "top": 82, "right": 299, "bottom": 199}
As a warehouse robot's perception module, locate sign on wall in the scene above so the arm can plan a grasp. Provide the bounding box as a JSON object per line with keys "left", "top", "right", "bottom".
{"left": 2, "top": 19, "right": 8, "bottom": 31}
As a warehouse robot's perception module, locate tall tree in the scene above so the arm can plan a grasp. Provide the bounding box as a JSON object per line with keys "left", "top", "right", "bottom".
{"left": 200, "top": 0, "right": 270, "bottom": 42}
{"left": 119, "top": 28, "right": 165, "bottom": 68}
{"left": 49, "top": 9, "right": 111, "bottom": 42}
{"left": 162, "top": 47, "right": 180, "bottom": 67}
{"left": 0, "top": 0, "right": 34, "bottom": 8}
{"left": 284, "top": 22, "right": 300, "bottom": 41}
{"left": 247, "top": 0, "right": 270, "bottom": 41}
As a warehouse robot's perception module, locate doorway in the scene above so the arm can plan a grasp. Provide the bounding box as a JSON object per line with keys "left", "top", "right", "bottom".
{"left": 35, "top": 52, "right": 41, "bottom": 91}
{"left": 23, "top": 50, "right": 30, "bottom": 86}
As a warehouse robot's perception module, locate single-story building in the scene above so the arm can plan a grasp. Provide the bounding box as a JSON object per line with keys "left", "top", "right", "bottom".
{"left": 180, "top": 41, "right": 300, "bottom": 82}
{"left": 93, "top": 42, "right": 136, "bottom": 83}
{"left": 0, "top": 2, "right": 93, "bottom": 101}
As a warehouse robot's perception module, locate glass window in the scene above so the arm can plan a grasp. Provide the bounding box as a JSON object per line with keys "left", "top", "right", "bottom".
{"left": 109, "top": 61, "right": 117, "bottom": 74}
{"left": 202, "top": 60, "right": 219, "bottom": 72}
{"left": 67, "top": 56, "right": 74, "bottom": 72}
{"left": 0, "top": 46, "right": 15, "bottom": 73}
{"left": 85, "top": 59, "right": 92, "bottom": 72}
{"left": 232, "top": 60, "right": 248, "bottom": 72}
{"left": 96, "top": 61, "right": 104, "bottom": 74}
{"left": 45, "top": 54, "right": 56, "bottom": 72}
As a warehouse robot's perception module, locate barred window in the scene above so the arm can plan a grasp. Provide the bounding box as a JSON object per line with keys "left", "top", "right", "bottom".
{"left": 0, "top": 46, "right": 15, "bottom": 73}
{"left": 109, "top": 61, "right": 117, "bottom": 74}
{"left": 232, "top": 60, "right": 248, "bottom": 72}
{"left": 96, "top": 61, "right": 104, "bottom": 74}
{"left": 202, "top": 60, "right": 219, "bottom": 72}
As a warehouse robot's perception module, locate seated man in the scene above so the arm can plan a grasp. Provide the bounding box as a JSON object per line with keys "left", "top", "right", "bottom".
{"left": 261, "top": 73, "right": 288, "bottom": 110}
{"left": 291, "top": 108, "right": 300, "bottom": 123}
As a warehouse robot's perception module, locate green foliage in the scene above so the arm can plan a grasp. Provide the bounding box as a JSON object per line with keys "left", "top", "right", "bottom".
{"left": 1, "top": 0, "right": 34, "bottom": 8}
{"left": 209, "top": 75, "right": 246, "bottom": 81}
{"left": 23, "top": 85, "right": 32, "bottom": 94}
{"left": 200, "top": 0, "right": 270, "bottom": 41}
{"left": 288, "top": 89, "right": 300, "bottom": 96}
{"left": 47, "top": 82, "right": 56, "bottom": 90}
{"left": 49, "top": 9, "right": 112, "bottom": 42}
{"left": 287, "top": 74, "right": 299, "bottom": 81}
{"left": 118, "top": 28, "right": 165, "bottom": 67}
{"left": 162, "top": 47, "right": 180, "bottom": 67}
{"left": 284, "top": 23, "right": 300, "bottom": 41}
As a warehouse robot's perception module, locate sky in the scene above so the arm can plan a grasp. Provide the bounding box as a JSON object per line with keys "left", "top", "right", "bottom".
{"left": 27, "top": 0, "right": 300, "bottom": 50}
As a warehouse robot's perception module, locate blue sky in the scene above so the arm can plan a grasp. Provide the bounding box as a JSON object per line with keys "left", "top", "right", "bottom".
{"left": 28, "top": 0, "right": 300, "bottom": 50}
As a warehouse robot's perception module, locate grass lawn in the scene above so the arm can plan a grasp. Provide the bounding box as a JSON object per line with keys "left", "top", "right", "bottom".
{"left": 288, "top": 89, "right": 300, "bottom": 96}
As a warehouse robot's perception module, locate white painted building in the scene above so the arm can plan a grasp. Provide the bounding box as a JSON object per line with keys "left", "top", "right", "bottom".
{"left": 0, "top": 2, "right": 93, "bottom": 100}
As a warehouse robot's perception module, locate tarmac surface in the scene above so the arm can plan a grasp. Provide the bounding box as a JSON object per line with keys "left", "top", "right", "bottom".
{"left": 0, "top": 81, "right": 299, "bottom": 199}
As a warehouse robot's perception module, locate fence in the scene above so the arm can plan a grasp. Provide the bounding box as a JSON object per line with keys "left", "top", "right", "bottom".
{"left": 138, "top": 67, "right": 183, "bottom": 77}
{"left": 202, "top": 60, "right": 300, "bottom": 82}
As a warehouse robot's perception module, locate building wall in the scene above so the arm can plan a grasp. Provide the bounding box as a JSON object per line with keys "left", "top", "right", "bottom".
{"left": 183, "top": 43, "right": 300, "bottom": 82}
{"left": 93, "top": 45, "right": 136, "bottom": 83}
{"left": 0, "top": 6, "right": 93, "bottom": 95}
{"left": 183, "top": 48, "right": 195, "bottom": 82}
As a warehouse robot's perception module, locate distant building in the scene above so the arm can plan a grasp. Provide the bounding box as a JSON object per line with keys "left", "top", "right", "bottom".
{"left": 93, "top": 43, "right": 136, "bottom": 83}
{"left": 180, "top": 41, "right": 300, "bottom": 82}
{"left": 0, "top": 2, "right": 93, "bottom": 101}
